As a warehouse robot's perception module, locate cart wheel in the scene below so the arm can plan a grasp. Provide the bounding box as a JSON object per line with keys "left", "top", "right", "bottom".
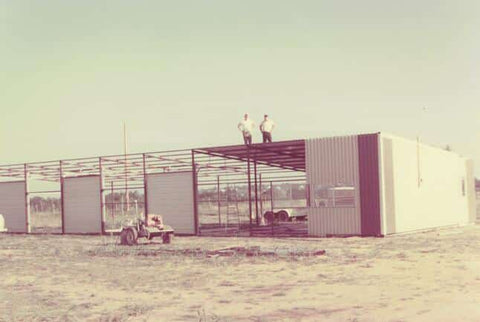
{"left": 264, "top": 211, "right": 274, "bottom": 224}
{"left": 162, "top": 233, "right": 173, "bottom": 244}
{"left": 277, "top": 210, "right": 289, "bottom": 222}
{"left": 121, "top": 228, "right": 138, "bottom": 246}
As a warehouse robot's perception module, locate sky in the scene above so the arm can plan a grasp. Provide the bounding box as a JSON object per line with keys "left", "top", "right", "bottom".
{"left": 1, "top": 1, "right": 479, "bottom": 174}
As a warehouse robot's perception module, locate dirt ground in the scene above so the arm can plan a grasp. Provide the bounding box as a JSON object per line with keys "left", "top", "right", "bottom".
{"left": 1, "top": 225, "right": 480, "bottom": 322}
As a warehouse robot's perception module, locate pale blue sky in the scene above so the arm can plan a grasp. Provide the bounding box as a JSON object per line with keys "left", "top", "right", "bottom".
{"left": 1, "top": 1, "right": 479, "bottom": 173}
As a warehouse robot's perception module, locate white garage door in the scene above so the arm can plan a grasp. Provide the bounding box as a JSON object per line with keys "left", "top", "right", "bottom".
{"left": 146, "top": 172, "right": 195, "bottom": 235}
{"left": 63, "top": 175, "right": 102, "bottom": 234}
{"left": 0, "top": 181, "right": 28, "bottom": 233}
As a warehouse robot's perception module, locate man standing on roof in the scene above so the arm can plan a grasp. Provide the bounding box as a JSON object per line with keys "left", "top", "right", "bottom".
{"left": 238, "top": 113, "right": 255, "bottom": 145}
{"left": 259, "top": 114, "right": 275, "bottom": 143}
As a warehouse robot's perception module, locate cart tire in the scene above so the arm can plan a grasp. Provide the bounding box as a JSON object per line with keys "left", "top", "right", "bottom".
{"left": 263, "top": 211, "right": 274, "bottom": 224}
{"left": 277, "top": 210, "right": 289, "bottom": 222}
{"left": 163, "top": 233, "right": 173, "bottom": 244}
{"left": 121, "top": 228, "right": 138, "bottom": 246}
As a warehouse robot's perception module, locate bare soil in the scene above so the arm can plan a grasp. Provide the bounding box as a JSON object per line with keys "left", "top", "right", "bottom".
{"left": 1, "top": 225, "right": 480, "bottom": 321}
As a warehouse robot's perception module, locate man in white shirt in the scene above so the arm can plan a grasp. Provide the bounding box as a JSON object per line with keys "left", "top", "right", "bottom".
{"left": 238, "top": 113, "right": 255, "bottom": 145}
{"left": 259, "top": 114, "right": 275, "bottom": 143}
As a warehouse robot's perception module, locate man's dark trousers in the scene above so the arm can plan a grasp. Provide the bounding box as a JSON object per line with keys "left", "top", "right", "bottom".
{"left": 262, "top": 131, "right": 272, "bottom": 143}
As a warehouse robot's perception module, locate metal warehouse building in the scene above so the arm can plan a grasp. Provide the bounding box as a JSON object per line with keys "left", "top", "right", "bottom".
{"left": 0, "top": 132, "right": 475, "bottom": 237}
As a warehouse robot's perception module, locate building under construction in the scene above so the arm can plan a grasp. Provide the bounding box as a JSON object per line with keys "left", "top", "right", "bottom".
{"left": 0, "top": 132, "right": 476, "bottom": 237}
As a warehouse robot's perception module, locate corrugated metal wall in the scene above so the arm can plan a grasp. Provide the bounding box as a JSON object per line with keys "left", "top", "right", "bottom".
{"left": 306, "top": 136, "right": 361, "bottom": 236}
{"left": 306, "top": 136, "right": 359, "bottom": 185}
{"left": 358, "top": 134, "right": 382, "bottom": 236}
{"left": 63, "top": 175, "right": 102, "bottom": 234}
{"left": 146, "top": 171, "right": 195, "bottom": 235}
{"left": 308, "top": 208, "right": 360, "bottom": 236}
{"left": 0, "top": 181, "right": 28, "bottom": 233}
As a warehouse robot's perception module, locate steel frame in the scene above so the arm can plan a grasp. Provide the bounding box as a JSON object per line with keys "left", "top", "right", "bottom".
{"left": 0, "top": 139, "right": 307, "bottom": 235}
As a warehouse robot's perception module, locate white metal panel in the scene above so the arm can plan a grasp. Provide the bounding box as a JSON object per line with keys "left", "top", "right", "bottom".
{"left": 382, "top": 134, "right": 470, "bottom": 233}
{"left": 380, "top": 137, "right": 396, "bottom": 234}
{"left": 63, "top": 176, "right": 102, "bottom": 234}
{"left": 146, "top": 172, "right": 195, "bottom": 235}
{"left": 0, "top": 181, "right": 27, "bottom": 233}
{"left": 465, "top": 160, "right": 476, "bottom": 223}
{"left": 305, "top": 135, "right": 361, "bottom": 236}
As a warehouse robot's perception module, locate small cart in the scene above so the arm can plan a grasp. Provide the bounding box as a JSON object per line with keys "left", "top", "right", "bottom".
{"left": 120, "top": 215, "right": 174, "bottom": 246}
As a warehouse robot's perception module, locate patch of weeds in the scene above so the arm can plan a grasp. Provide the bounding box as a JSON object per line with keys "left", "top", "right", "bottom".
{"left": 197, "top": 307, "right": 221, "bottom": 322}
{"left": 218, "top": 299, "right": 231, "bottom": 304}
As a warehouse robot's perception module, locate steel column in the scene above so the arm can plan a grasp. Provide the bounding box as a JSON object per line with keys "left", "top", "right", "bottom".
{"left": 191, "top": 150, "right": 199, "bottom": 235}
{"left": 142, "top": 153, "right": 149, "bottom": 223}
{"left": 60, "top": 161, "right": 65, "bottom": 234}
{"left": 259, "top": 173, "right": 263, "bottom": 222}
{"left": 99, "top": 157, "right": 105, "bottom": 234}
{"left": 217, "top": 175, "right": 221, "bottom": 226}
{"left": 24, "top": 163, "right": 30, "bottom": 233}
{"left": 270, "top": 181, "right": 274, "bottom": 235}
{"left": 247, "top": 148, "right": 252, "bottom": 230}
{"left": 254, "top": 161, "right": 259, "bottom": 226}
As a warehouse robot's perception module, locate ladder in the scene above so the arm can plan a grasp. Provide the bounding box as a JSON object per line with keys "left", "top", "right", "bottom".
{"left": 225, "top": 183, "right": 241, "bottom": 231}
{"left": 226, "top": 204, "right": 240, "bottom": 229}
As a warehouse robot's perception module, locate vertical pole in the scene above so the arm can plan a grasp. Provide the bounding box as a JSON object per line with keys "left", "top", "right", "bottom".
{"left": 270, "top": 181, "right": 274, "bottom": 211}
{"left": 60, "top": 161, "right": 65, "bottom": 234}
{"left": 110, "top": 181, "right": 114, "bottom": 219}
{"left": 142, "top": 153, "right": 149, "bottom": 223}
{"left": 124, "top": 121, "right": 129, "bottom": 212}
{"left": 247, "top": 149, "right": 252, "bottom": 232}
{"left": 24, "top": 163, "right": 30, "bottom": 233}
{"left": 226, "top": 183, "right": 230, "bottom": 229}
{"left": 217, "top": 175, "right": 221, "bottom": 226}
{"left": 259, "top": 173, "right": 263, "bottom": 223}
{"left": 191, "top": 150, "right": 199, "bottom": 235}
{"left": 254, "top": 161, "right": 259, "bottom": 226}
{"left": 270, "top": 181, "right": 274, "bottom": 235}
{"left": 99, "top": 157, "right": 105, "bottom": 235}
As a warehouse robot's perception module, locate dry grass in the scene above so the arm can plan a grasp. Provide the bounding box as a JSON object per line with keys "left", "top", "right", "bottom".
{"left": 30, "top": 212, "right": 62, "bottom": 233}
{"left": 1, "top": 225, "right": 480, "bottom": 321}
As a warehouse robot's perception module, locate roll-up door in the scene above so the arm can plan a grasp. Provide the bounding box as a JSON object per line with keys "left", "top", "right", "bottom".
{"left": 146, "top": 172, "right": 195, "bottom": 235}
{"left": 0, "top": 181, "right": 28, "bottom": 233}
{"left": 63, "top": 175, "right": 102, "bottom": 234}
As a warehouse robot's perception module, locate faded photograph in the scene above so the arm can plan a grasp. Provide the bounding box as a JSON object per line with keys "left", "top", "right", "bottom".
{"left": 1, "top": 1, "right": 479, "bottom": 321}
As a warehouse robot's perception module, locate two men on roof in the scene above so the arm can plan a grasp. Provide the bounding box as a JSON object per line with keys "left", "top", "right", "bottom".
{"left": 237, "top": 114, "right": 276, "bottom": 145}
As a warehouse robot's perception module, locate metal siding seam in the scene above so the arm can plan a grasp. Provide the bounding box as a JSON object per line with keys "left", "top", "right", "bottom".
{"left": 377, "top": 134, "right": 385, "bottom": 235}
{"left": 356, "top": 136, "right": 361, "bottom": 234}
{"left": 319, "top": 138, "right": 322, "bottom": 183}
{"left": 326, "top": 138, "right": 331, "bottom": 184}
{"left": 313, "top": 138, "right": 317, "bottom": 184}
{"left": 316, "top": 138, "right": 320, "bottom": 184}
{"left": 344, "top": 137, "right": 350, "bottom": 183}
